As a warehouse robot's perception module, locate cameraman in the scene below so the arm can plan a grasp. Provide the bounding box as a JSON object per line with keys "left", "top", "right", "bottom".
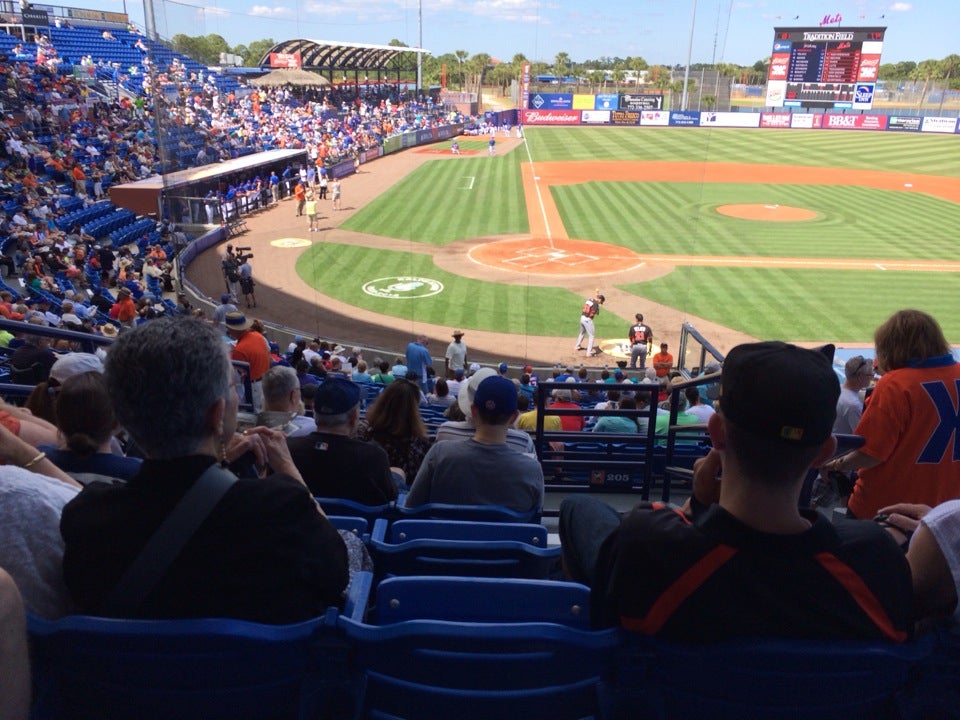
{"left": 221, "top": 243, "right": 239, "bottom": 297}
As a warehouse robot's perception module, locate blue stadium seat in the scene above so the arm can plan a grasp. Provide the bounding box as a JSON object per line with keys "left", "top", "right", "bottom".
{"left": 339, "top": 575, "right": 617, "bottom": 719}
{"left": 326, "top": 514, "right": 371, "bottom": 542}
{"left": 27, "top": 611, "right": 346, "bottom": 720}
{"left": 395, "top": 501, "right": 542, "bottom": 524}
{"left": 599, "top": 632, "right": 936, "bottom": 720}
{"left": 316, "top": 496, "right": 396, "bottom": 524}
{"left": 369, "top": 518, "right": 559, "bottom": 579}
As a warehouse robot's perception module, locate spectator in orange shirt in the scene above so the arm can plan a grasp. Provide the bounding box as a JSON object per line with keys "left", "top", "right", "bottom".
{"left": 225, "top": 311, "right": 271, "bottom": 413}
{"left": 293, "top": 181, "right": 306, "bottom": 217}
{"left": 652, "top": 342, "right": 674, "bottom": 378}
{"left": 70, "top": 164, "right": 86, "bottom": 195}
{"left": 108, "top": 286, "right": 137, "bottom": 327}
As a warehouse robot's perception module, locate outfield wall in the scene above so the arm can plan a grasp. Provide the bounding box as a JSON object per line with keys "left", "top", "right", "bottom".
{"left": 520, "top": 108, "right": 960, "bottom": 134}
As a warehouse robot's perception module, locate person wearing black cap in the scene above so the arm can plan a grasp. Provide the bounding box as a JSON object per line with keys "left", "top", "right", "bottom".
{"left": 574, "top": 289, "right": 605, "bottom": 357}
{"left": 286, "top": 376, "right": 399, "bottom": 505}
{"left": 559, "top": 341, "right": 912, "bottom": 642}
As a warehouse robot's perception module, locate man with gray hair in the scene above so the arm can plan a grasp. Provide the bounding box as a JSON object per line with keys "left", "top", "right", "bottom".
{"left": 253, "top": 365, "right": 314, "bottom": 437}
{"left": 60, "top": 318, "right": 349, "bottom": 622}
{"left": 287, "top": 376, "right": 399, "bottom": 505}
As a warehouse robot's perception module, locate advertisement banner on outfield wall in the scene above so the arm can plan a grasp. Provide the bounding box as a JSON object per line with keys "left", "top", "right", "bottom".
{"left": 639, "top": 111, "right": 670, "bottom": 126}
{"left": 921, "top": 116, "right": 959, "bottom": 133}
{"left": 330, "top": 160, "right": 355, "bottom": 179}
{"left": 382, "top": 135, "right": 401, "bottom": 155}
{"left": 822, "top": 114, "right": 888, "bottom": 131}
{"left": 760, "top": 113, "right": 792, "bottom": 128}
{"left": 611, "top": 110, "right": 641, "bottom": 125}
{"left": 887, "top": 116, "right": 922, "bottom": 132}
{"left": 573, "top": 94, "right": 596, "bottom": 110}
{"left": 521, "top": 62, "right": 530, "bottom": 114}
{"left": 399, "top": 131, "right": 418, "bottom": 149}
{"left": 595, "top": 94, "right": 619, "bottom": 110}
{"left": 581, "top": 110, "right": 611, "bottom": 124}
{"left": 790, "top": 113, "right": 823, "bottom": 129}
{"left": 521, "top": 109, "right": 581, "bottom": 125}
{"left": 619, "top": 94, "right": 664, "bottom": 111}
{"left": 528, "top": 93, "right": 573, "bottom": 110}
{"left": 436, "top": 124, "right": 460, "bottom": 141}
{"left": 416, "top": 128, "right": 437, "bottom": 144}
{"left": 699, "top": 112, "right": 761, "bottom": 128}
{"left": 669, "top": 111, "right": 701, "bottom": 127}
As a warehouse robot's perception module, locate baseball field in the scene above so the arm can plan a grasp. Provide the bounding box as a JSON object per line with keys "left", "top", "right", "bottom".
{"left": 286, "top": 126, "right": 960, "bottom": 360}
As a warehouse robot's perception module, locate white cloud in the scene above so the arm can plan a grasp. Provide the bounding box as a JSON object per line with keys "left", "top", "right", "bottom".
{"left": 203, "top": 6, "right": 231, "bottom": 16}
{"left": 889, "top": 2, "right": 912, "bottom": 10}
{"left": 250, "top": 4, "right": 294, "bottom": 17}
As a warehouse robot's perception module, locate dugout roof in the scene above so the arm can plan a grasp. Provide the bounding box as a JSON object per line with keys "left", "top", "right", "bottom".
{"left": 258, "top": 40, "right": 429, "bottom": 72}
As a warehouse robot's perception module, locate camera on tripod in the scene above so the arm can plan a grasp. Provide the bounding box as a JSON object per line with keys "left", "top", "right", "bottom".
{"left": 233, "top": 246, "right": 254, "bottom": 263}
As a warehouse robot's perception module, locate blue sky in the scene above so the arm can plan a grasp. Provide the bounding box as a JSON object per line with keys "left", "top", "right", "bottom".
{"left": 89, "top": 0, "right": 954, "bottom": 65}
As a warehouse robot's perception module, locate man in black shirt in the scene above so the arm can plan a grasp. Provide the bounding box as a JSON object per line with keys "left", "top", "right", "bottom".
{"left": 560, "top": 341, "right": 912, "bottom": 643}
{"left": 287, "top": 376, "right": 399, "bottom": 505}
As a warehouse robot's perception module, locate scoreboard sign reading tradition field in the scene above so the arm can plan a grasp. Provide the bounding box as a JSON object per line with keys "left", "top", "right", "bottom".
{"left": 765, "top": 26, "right": 885, "bottom": 110}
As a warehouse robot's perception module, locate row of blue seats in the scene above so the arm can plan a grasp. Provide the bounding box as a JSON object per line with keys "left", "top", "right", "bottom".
{"left": 27, "top": 565, "right": 958, "bottom": 720}
{"left": 55, "top": 200, "right": 114, "bottom": 232}
{"left": 109, "top": 217, "right": 154, "bottom": 247}
{"left": 82, "top": 208, "right": 136, "bottom": 239}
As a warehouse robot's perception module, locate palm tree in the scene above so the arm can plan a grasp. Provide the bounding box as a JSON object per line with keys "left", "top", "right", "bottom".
{"left": 454, "top": 49, "right": 469, "bottom": 91}
{"left": 938, "top": 54, "right": 960, "bottom": 113}
{"left": 911, "top": 59, "right": 939, "bottom": 112}
{"left": 628, "top": 56, "right": 649, "bottom": 90}
{"left": 554, "top": 51, "right": 570, "bottom": 80}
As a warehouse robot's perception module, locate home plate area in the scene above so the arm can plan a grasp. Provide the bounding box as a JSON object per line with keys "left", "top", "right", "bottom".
{"left": 470, "top": 238, "right": 645, "bottom": 276}
{"left": 504, "top": 245, "right": 599, "bottom": 269}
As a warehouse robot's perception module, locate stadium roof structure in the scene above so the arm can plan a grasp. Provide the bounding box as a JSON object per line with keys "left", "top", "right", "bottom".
{"left": 257, "top": 39, "right": 429, "bottom": 73}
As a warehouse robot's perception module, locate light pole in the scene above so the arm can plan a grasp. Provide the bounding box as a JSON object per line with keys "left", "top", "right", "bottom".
{"left": 680, "top": 0, "right": 697, "bottom": 111}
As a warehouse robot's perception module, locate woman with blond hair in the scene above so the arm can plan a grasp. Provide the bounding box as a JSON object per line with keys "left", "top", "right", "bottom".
{"left": 355, "top": 379, "right": 432, "bottom": 482}
{"left": 822, "top": 309, "right": 960, "bottom": 519}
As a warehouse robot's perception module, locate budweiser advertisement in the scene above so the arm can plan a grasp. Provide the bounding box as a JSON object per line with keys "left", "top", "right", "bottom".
{"left": 521, "top": 109, "right": 581, "bottom": 125}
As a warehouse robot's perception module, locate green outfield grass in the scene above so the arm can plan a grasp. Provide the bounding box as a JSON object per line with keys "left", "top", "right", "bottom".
{"left": 340, "top": 153, "right": 528, "bottom": 244}
{"left": 295, "top": 242, "right": 622, "bottom": 338}
{"left": 525, "top": 127, "right": 960, "bottom": 176}
{"left": 304, "top": 126, "right": 960, "bottom": 343}
{"left": 555, "top": 182, "right": 960, "bottom": 258}
{"left": 622, "top": 267, "right": 960, "bottom": 343}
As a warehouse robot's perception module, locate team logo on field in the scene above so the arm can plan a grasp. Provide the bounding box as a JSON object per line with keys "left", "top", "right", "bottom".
{"left": 362, "top": 277, "right": 444, "bottom": 299}
{"left": 272, "top": 238, "right": 311, "bottom": 248}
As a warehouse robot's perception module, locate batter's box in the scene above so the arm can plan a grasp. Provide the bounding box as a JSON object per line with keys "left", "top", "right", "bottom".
{"left": 503, "top": 247, "right": 600, "bottom": 268}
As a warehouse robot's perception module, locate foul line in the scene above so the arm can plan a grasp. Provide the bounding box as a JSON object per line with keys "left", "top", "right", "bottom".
{"left": 522, "top": 134, "right": 553, "bottom": 247}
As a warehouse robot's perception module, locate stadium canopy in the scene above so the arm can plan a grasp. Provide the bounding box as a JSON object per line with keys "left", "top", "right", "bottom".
{"left": 257, "top": 39, "right": 428, "bottom": 74}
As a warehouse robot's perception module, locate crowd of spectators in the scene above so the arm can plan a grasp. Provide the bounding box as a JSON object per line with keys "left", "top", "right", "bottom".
{"left": 0, "top": 20, "right": 958, "bottom": 711}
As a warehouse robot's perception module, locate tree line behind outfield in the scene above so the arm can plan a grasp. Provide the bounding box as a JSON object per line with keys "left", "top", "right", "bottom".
{"left": 170, "top": 33, "right": 960, "bottom": 96}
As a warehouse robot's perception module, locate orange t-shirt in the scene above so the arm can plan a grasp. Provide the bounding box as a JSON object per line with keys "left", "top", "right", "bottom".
{"left": 848, "top": 358, "right": 960, "bottom": 519}
{"left": 652, "top": 352, "right": 674, "bottom": 377}
{"left": 231, "top": 330, "right": 270, "bottom": 381}
{"left": 294, "top": 184, "right": 306, "bottom": 202}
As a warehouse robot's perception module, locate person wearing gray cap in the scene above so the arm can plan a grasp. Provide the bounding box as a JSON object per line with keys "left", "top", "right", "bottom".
{"left": 560, "top": 341, "right": 912, "bottom": 642}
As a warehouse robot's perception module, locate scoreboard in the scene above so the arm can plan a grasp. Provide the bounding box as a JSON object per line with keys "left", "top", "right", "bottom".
{"left": 765, "top": 27, "right": 886, "bottom": 110}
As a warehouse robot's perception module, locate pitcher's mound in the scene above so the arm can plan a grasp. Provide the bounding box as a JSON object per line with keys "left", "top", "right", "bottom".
{"left": 716, "top": 204, "right": 817, "bottom": 221}
{"left": 469, "top": 237, "right": 646, "bottom": 276}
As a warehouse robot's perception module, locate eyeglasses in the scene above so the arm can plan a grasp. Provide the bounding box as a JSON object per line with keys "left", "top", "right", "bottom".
{"left": 853, "top": 358, "right": 872, "bottom": 376}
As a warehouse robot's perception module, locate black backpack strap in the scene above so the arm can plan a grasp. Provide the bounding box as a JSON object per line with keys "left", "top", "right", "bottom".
{"left": 103, "top": 464, "right": 237, "bottom": 615}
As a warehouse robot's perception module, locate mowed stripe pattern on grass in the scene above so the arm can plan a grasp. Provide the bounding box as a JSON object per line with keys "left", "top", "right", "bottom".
{"left": 553, "top": 182, "right": 960, "bottom": 259}
{"left": 626, "top": 266, "right": 960, "bottom": 343}
{"left": 295, "top": 242, "right": 623, "bottom": 338}
{"left": 341, "top": 151, "right": 528, "bottom": 244}
{"left": 525, "top": 127, "right": 960, "bottom": 177}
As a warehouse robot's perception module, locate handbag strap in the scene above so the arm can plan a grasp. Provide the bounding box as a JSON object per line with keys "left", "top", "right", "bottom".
{"left": 103, "top": 463, "right": 237, "bottom": 616}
